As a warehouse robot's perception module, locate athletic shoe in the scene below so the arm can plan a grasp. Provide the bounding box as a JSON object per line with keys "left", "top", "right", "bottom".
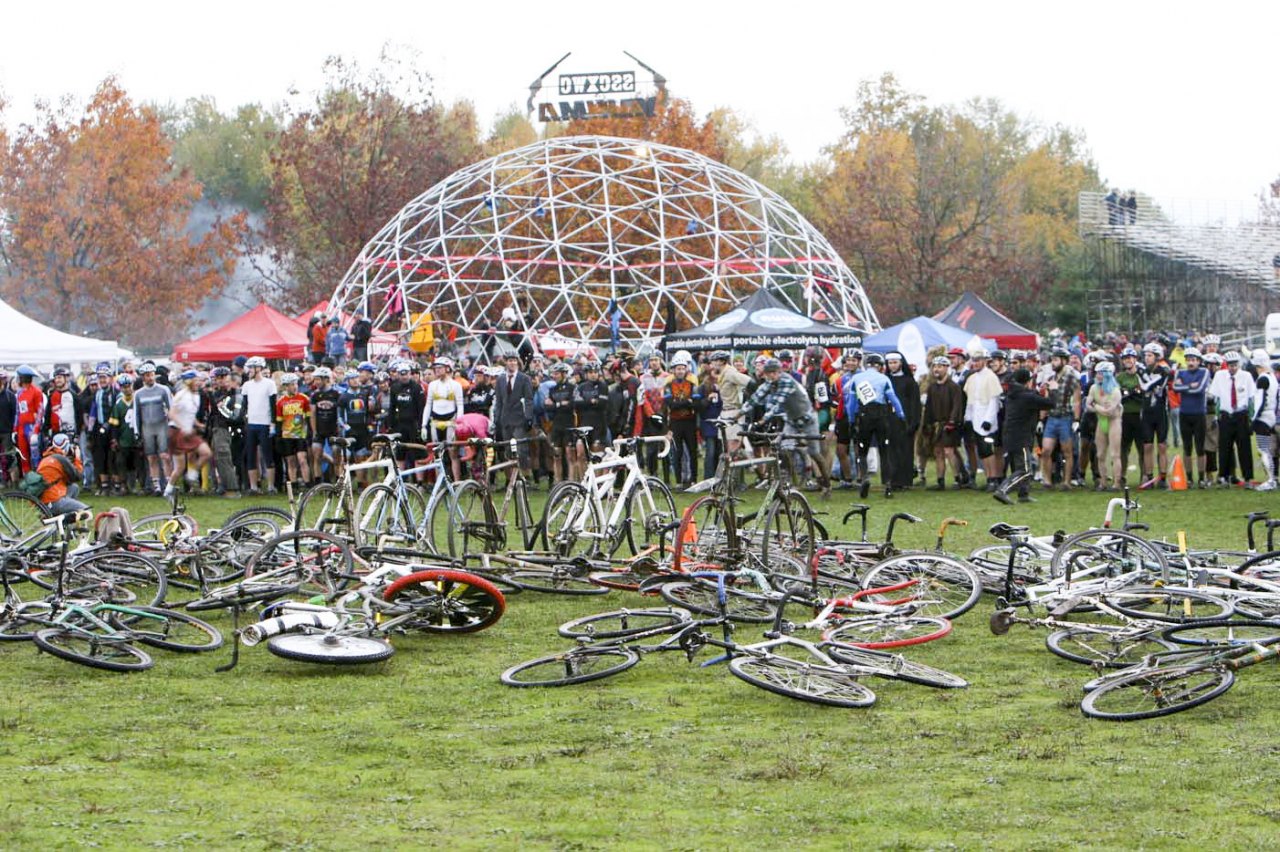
{"left": 1138, "top": 477, "right": 1158, "bottom": 490}
{"left": 1018, "top": 495, "right": 1036, "bottom": 504}
{"left": 859, "top": 479, "right": 871, "bottom": 499}
{"left": 840, "top": 480, "right": 855, "bottom": 490}
{"left": 992, "top": 490, "right": 1013, "bottom": 506}
{"left": 185, "top": 469, "right": 200, "bottom": 483}
{"left": 1256, "top": 480, "right": 1277, "bottom": 492}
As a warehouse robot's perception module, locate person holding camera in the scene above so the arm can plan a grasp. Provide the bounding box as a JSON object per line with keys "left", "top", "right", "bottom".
{"left": 37, "top": 432, "right": 86, "bottom": 515}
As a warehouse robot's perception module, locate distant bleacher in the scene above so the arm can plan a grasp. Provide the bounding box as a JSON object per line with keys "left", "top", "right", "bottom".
{"left": 1079, "top": 191, "right": 1280, "bottom": 291}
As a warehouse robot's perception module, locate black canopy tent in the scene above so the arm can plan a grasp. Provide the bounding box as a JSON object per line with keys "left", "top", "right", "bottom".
{"left": 663, "top": 289, "right": 864, "bottom": 351}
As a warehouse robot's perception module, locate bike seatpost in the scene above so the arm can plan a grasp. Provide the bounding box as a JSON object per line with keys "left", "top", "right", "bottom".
{"left": 885, "top": 512, "right": 922, "bottom": 546}
{"left": 1246, "top": 511, "right": 1270, "bottom": 552}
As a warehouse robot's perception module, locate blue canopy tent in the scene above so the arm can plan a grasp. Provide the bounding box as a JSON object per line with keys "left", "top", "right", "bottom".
{"left": 862, "top": 317, "right": 996, "bottom": 375}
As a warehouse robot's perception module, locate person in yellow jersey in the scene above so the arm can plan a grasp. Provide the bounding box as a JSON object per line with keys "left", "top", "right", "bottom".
{"left": 423, "top": 357, "right": 465, "bottom": 480}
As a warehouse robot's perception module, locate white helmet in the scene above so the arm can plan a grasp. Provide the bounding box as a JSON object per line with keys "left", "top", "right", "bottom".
{"left": 280, "top": 372, "right": 299, "bottom": 385}
{"left": 245, "top": 356, "right": 267, "bottom": 369}
{"left": 313, "top": 367, "right": 332, "bottom": 379}
{"left": 1183, "top": 347, "right": 1203, "bottom": 360}
{"left": 1252, "top": 348, "right": 1269, "bottom": 368}
{"left": 1204, "top": 334, "right": 1221, "bottom": 346}
{"left": 1095, "top": 361, "right": 1116, "bottom": 374}
{"left": 669, "top": 351, "right": 693, "bottom": 368}
{"left": 1142, "top": 342, "right": 1163, "bottom": 356}
{"left": 969, "top": 347, "right": 990, "bottom": 359}
{"left": 432, "top": 357, "right": 454, "bottom": 370}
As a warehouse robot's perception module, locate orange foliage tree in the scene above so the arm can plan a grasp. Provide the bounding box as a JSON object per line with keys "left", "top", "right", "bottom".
{"left": 0, "top": 79, "right": 245, "bottom": 348}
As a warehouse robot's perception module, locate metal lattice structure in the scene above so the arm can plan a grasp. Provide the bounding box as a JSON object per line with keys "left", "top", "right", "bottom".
{"left": 329, "top": 136, "right": 877, "bottom": 351}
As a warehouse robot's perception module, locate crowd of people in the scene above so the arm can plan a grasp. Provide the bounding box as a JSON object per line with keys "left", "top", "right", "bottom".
{"left": 3, "top": 326, "right": 1273, "bottom": 517}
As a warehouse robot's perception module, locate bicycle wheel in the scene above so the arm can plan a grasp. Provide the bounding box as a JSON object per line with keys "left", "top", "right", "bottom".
{"left": 355, "top": 484, "right": 419, "bottom": 548}
{"left": 822, "top": 615, "right": 952, "bottom": 649}
{"left": 1080, "top": 663, "right": 1235, "bottom": 720}
{"left": 29, "top": 551, "right": 168, "bottom": 608}
{"left": 197, "top": 518, "right": 278, "bottom": 583}
{"left": 1101, "top": 587, "right": 1235, "bottom": 623}
{"left": 558, "top": 607, "right": 692, "bottom": 640}
{"left": 510, "top": 477, "right": 541, "bottom": 551}
{"left": 107, "top": 605, "right": 223, "bottom": 652}
{"left": 382, "top": 568, "right": 506, "bottom": 633}
{"left": 824, "top": 643, "right": 969, "bottom": 688}
{"left": 858, "top": 554, "right": 982, "bottom": 620}
{"left": 1159, "top": 618, "right": 1280, "bottom": 647}
{"left": 509, "top": 569, "right": 611, "bottom": 596}
{"left": 728, "top": 654, "right": 876, "bottom": 707}
{"left": 225, "top": 505, "right": 293, "bottom": 527}
{"left": 295, "top": 483, "right": 351, "bottom": 537}
{"left": 0, "top": 603, "right": 54, "bottom": 641}
{"left": 672, "top": 495, "right": 737, "bottom": 573}
{"left": 132, "top": 513, "right": 199, "bottom": 544}
{"left": 33, "top": 626, "right": 153, "bottom": 672}
{"left": 184, "top": 579, "right": 303, "bottom": 611}
{"left": 542, "top": 482, "right": 604, "bottom": 559}
{"left": 442, "top": 480, "right": 498, "bottom": 557}
{"left": 500, "top": 646, "right": 640, "bottom": 687}
{"left": 0, "top": 491, "right": 50, "bottom": 541}
{"left": 245, "top": 530, "right": 352, "bottom": 597}
{"left": 623, "top": 477, "right": 677, "bottom": 557}
{"left": 266, "top": 633, "right": 394, "bottom": 664}
{"left": 658, "top": 580, "right": 775, "bottom": 623}
{"left": 759, "top": 490, "right": 816, "bottom": 571}
{"left": 1051, "top": 529, "right": 1168, "bottom": 583}
{"left": 1045, "top": 627, "right": 1177, "bottom": 668}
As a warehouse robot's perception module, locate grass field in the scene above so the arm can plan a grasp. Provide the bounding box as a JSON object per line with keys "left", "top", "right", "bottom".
{"left": 3, "top": 484, "right": 1280, "bottom": 849}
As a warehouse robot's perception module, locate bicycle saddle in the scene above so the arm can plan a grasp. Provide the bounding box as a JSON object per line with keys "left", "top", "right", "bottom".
{"left": 331, "top": 437, "right": 356, "bottom": 447}
{"left": 372, "top": 433, "right": 401, "bottom": 444}
{"left": 988, "top": 522, "right": 1030, "bottom": 539}
{"left": 568, "top": 426, "right": 594, "bottom": 434}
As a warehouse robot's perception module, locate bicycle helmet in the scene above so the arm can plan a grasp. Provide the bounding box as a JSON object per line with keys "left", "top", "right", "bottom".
{"left": 53, "top": 367, "right": 71, "bottom": 377}
{"left": 551, "top": 362, "right": 570, "bottom": 374}
{"left": 139, "top": 361, "right": 157, "bottom": 374}
{"left": 710, "top": 350, "right": 730, "bottom": 362}
{"left": 1183, "top": 347, "right": 1203, "bottom": 360}
{"left": 864, "top": 353, "right": 885, "bottom": 367}
{"left": 947, "top": 347, "right": 966, "bottom": 358}
{"left": 179, "top": 369, "right": 198, "bottom": 381}
{"left": 777, "top": 349, "right": 794, "bottom": 362}
{"left": 211, "top": 366, "right": 230, "bottom": 378}
{"left": 1095, "top": 361, "right": 1116, "bottom": 374}
{"left": 991, "top": 349, "right": 1008, "bottom": 361}
{"left": 762, "top": 357, "right": 782, "bottom": 372}
{"left": 1120, "top": 347, "right": 1138, "bottom": 358}
{"left": 1050, "top": 347, "right": 1070, "bottom": 360}
{"left": 280, "top": 373, "right": 299, "bottom": 385}
{"left": 674, "top": 349, "right": 693, "bottom": 366}
{"left": 313, "top": 367, "right": 332, "bottom": 379}
{"left": 930, "top": 356, "right": 950, "bottom": 367}
{"left": 1204, "top": 333, "right": 1221, "bottom": 346}
{"left": 1252, "top": 348, "right": 1269, "bottom": 368}
{"left": 583, "top": 360, "right": 601, "bottom": 372}
{"left": 1204, "top": 353, "right": 1224, "bottom": 366}
{"left": 432, "top": 357, "right": 454, "bottom": 370}
{"left": 1142, "top": 342, "right": 1164, "bottom": 356}
{"left": 245, "top": 356, "right": 267, "bottom": 369}
{"left": 357, "top": 361, "right": 377, "bottom": 373}
{"left": 117, "top": 374, "right": 134, "bottom": 386}
{"left": 969, "top": 347, "right": 990, "bottom": 360}
{"left": 51, "top": 433, "right": 72, "bottom": 452}
{"left": 1224, "top": 350, "right": 1242, "bottom": 363}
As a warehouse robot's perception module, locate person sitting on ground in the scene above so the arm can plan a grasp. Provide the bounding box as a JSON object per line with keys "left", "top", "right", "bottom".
{"left": 38, "top": 432, "right": 87, "bottom": 515}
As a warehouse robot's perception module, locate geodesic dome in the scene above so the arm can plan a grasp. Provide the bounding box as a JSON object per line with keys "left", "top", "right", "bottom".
{"left": 329, "top": 135, "right": 877, "bottom": 352}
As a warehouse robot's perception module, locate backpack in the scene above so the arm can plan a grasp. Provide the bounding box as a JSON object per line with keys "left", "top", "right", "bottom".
{"left": 20, "top": 470, "right": 47, "bottom": 500}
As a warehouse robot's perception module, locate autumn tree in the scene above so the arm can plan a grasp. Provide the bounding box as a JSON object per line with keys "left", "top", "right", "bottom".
{"left": 262, "top": 52, "right": 484, "bottom": 311}
{"left": 564, "top": 96, "right": 724, "bottom": 161}
{"left": 0, "top": 78, "right": 245, "bottom": 347}
{"left": 165, "top": 97, "right": 279, "bottom": 211}
{"left": 815, "top": 73, "right": 1100, "bottom": 326}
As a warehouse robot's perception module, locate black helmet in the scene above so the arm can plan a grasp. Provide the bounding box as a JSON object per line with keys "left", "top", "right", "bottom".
{"left": 990, "top": 350, "right": 1007, "bottom": 361}
{"left": 1051, "top": 346, "right": 1070, "bottom": 360}
{"left": 864, "top": 353, "right": 885, "bottom": 367}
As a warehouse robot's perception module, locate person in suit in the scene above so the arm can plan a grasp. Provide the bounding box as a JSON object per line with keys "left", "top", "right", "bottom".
{"left": 494, "top": 352, "right": 535, "bottom": 478}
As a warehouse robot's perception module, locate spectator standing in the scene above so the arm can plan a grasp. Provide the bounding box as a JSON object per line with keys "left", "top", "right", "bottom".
{"left": 921, "top": 356, "right": 966, "bottom": 489}
{"left": 1039, "top": 347, "right": 1081, "bottom": 491}
{"left": 325, "top": 318, "right": 349, "bottom": 365}
{"left": 350, "top": 314, "right": 373, "bottom": 363}
{"left": 885, "top": 352, "right": 920, "bottom": 490}
{"left": 995, "top": 368, "right": 1054, "bottom": 505}
{"left": 208, "top": 366, "right": 244, "bottom": 497}
{"left": 133, "top": 363, "right": 173, "bottom": 495}
{"left": 1087, "top": 362, "right": 1124, "bottom": 490}
{"left": 963, "top": 351, "right": 1002, "bottom": 489}
{"left": 699, "top": 368, "right": 723, "bottom": 480}
{"left": 1253, "top": 358, "right": 1280, "bottom": 491}
{"left": 240, "top": 356, "right": 278, "bottom": 495}
{"left": 1210, "top": 351, "right": 1256, "bottom": 484}
{"left": 664, "top": 356, "right": 702, "bottom": 487}
{"left": 1172, "top": 348, "right": 1211, "bottom": 487}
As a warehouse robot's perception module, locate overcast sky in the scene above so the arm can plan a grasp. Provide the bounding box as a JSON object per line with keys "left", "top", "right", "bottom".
{"left": 3, "top": 1, "right": 1276, "bottom": 222}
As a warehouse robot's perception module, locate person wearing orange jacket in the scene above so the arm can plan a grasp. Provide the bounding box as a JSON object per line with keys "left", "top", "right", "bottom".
{"left": 38, "top": 432, "right": 87, "bottom": 515}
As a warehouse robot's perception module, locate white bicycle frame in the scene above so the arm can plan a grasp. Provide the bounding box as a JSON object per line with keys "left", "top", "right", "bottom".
{"left": 571, "top": 436, "right": 671, "bottom": 546}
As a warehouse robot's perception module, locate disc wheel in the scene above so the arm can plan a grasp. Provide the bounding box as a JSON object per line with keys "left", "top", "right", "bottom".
{"left": 33, "top": 626, "right": 153, "bottom": 672}
{"left": 500, "top": 647, "right": 640, "bottom": 687}
{"left": 822, "top": 615, "right": 953, "bottom": 649}
{"left": 541, "top": 482, "right": 604, "bottom": 559}
{"left": 1045, "top": 627, "right": 1177, "bottom": 668}
{"left": 382, "top": 569, "right": 506, "bottom": 633}
{"left": 623, "top": 477, "right": 677, "bottom": 557}
{"left": 107, "top": 605, "right": 223, "bottom": 652}
{"left": 266, "top": 633, "right": 394, "bottom": 664}
{"left": 824, "top": 643, "right": 969, "bottom": 688}
{"left": 857, "top": 553, "right": 982, "bottom": 620}
{"left": 1080, "top": 664, "right": 1235, "bottom": 720}
{"left": 558, "top": 607, "right": 692, "bottom": 640}
{"left": 728, "top": 655, "right": 876, "bottom": 707}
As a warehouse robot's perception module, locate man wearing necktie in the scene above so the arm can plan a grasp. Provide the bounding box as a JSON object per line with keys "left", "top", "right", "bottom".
{"left": 1209, "top": 351, "right": 1256, "bottom": 485}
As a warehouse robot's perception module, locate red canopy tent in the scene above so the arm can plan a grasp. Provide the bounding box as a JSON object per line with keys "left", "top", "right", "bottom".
{"left": 933, "top": 290, "right": 1039, "bottom": 351}
{"left": 172, "top": 304, "right": 308, "bottom": 362}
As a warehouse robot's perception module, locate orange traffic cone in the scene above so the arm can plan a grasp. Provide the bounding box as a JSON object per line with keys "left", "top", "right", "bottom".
{"left": 1168, "top": 455, "right": 1188, "bottom": 491}
{"left": 681, "top": 519, "right": 698, "bottom": 544}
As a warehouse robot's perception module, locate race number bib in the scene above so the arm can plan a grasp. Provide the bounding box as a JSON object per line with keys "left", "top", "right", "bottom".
{"left": 855, "top": 381, "right": 877, "bottom": 405}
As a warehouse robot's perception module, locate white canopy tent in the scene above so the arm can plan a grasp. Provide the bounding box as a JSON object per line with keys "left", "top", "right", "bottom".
{"left": 0, "top": 297, "right": 128, "bottom": 366}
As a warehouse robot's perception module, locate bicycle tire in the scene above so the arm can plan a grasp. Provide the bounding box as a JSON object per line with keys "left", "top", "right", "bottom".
{"left": 244, "top": 530, "right": 353, "bottom": 597}
{"left": 225, "top": 505, "right": 293, "bottom": 527}
{"left": 822, "top": 615, "right": 953, "bottom": 649}
{"left": 510, "top": 476, "right": 541, "bottom": 551}
{"left": 824, "top": 643, "right": 969, "bottom": 688}
{"left": 1158, "top": 618, "right": 1280, "bottom": 647}
{"left": 623, "top": 477, "right": 677, "bottom": 557}
{"left": 30, "top": 551, "right": 168, "bottom": 608}
{"left": 500, "top": 646, "right": 640, "bottom": 687}
{"left": 448, "top": 480, "right": 500, "bottom": 557}
{"left": 33, "top": 626, "right": 153, "bottom": 672}
{"left": 1100, "top": 587, "right": 1235, "bottom": 624}
{"left": 382, "top": 568, "right": 506, "bottom": 633}
{"left": 1045, "top": 627, "right": 1177, "bottom": 668}
{"left": 295, "top": 483, "right": 351, "bottom": 538}
{"left": 132, "top": 512, "right": 199, "bottom": 544}
{"left": 658, "top": 580, "right": 775, "bottom": 623}
{"left": 1080, "top": 663, "right": 1235, "bottom": 720}
{"left": 858, "top": 553, "right": 982, "bottom": 620}
{"left": 541, "top": 482, "right": 604, "bottom": 559}
{"left": 728, "top": 654, "right": 876, "bottom": 707}
{"left": 197, "top": 518, "right": 278, "bottom": 583}
{"left": 558, "top": 607, "right": 693, "bottom": 640}
{"left": 759, "top": 490, "right": 816, "bottom": 572}
{"left": 1052, "top": 528, "right": 1169, "bottom": 584}
{"left": 0, "top": 604, "right": 54, "bottom": 641}
{"left": 266, "top": 633, "right": 394, "bottom": 665}
{"left": 355, "top": 484, "right": 419, "bottom": 548}
{"left": 107, "top": 605, "right": 223, "bottom": 652}
{"left": 672, "top": 495, "right": 737, "bottom": 574}
{"left": 0, "top": 491, "right": 50, "bottom": 541}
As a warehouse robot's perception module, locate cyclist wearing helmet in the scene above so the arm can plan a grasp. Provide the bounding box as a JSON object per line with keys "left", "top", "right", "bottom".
{"left": 309, "top": 367, "right": 343, "bottom": 483}
{"left": 831, "top": 351, "right": 863, "bottom": 488}
{"left": 164, "top": 369, "right": 212, "bottom": 499}
{"left": 743, "top": 358, "right": 831, "bottom": 495}
{"left": 1137, "top": 342, "right": 1172, "bottom": 488}
{"left": 87, "top": 365, "right": 120, "bottom": 495}
{"left": 45, "top": 367, "right": 82, "bottom": 446}
{"left": 637, "top": 356, "right": 669, "bottom": 478}
{"left": 134, "top": 362, "right": 173, "bottom": 495}
{"left": 1086, "top": 360, "right": 1124, "bottom": 490}
{"left": 843, "top": 353, "right": 904, "bottom": 498}
{"left": 108, "top": 374, "right": 142, "bottom": 494}
{"left": 240, "top": 356, "right": 278, "bottom": 495}
{"left": 663, "top": 358, "right": 702, "bottom": 487}
{"left": 465, "top": 367, "right": 497, "bottom": 417}
{"left": 572, "top": 361, "right": 610, "bottom": 479}
{"left": 545, "top": 362, "right": 576, "bottom": 483}
{"left": 1172, "top": 348, "right": 1210, "bottom": 486}
{"left": 13, "top": 365, "right": 45, "bottom": 475}
{"left": 963, "top": 350, "right": 1002, "bottom": 490}
{"left": 387, "top": 360, "right": 426, "bottom": 479}
{"left": 1115, "top": 348, "right": 1143, "bottom": 487}
{"left": 1038, "top": 347, "right": 1081, "bottom": 491}
{"left": 275, "top": 374, "right": 312, "bottom": 488}
{"left": 208, "top": 367, "right": 244, "bottom": 497}
{"left": 424, "top": 358, "right": 465, "bottom": 481}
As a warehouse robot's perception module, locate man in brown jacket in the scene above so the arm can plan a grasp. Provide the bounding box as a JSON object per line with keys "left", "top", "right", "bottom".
{"left": 921, "top": 356, "right": 967, "bottom": 489}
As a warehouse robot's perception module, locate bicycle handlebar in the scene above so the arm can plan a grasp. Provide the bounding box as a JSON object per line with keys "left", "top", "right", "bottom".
{"left": 614, "top": 435, "right": 671, "bottom": 459}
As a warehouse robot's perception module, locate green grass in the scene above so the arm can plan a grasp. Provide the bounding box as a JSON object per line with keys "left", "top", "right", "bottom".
{"left": 2, "top": 485, "right": 1280, "bottom": 849}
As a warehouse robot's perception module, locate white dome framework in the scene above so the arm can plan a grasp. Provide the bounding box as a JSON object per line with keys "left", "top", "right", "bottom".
{"left": 330, "top": 136, "right": 877, "bottom": 351}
